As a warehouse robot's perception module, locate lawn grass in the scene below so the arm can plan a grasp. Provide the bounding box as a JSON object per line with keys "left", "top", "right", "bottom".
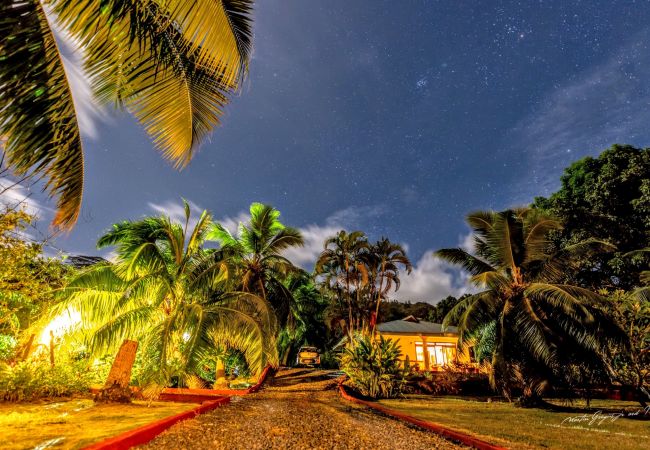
{"left": 1, "top": 398, "right": 197, "bottom": 449}
{"left": 379, "top": 396, "right": 649, "bottom": 450}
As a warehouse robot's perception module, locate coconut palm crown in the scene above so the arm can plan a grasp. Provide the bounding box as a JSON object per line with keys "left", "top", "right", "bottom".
{"left": 55, "top": 202, "right": 277, "bottom": 388}
{"left": 208, "top": 203, "right": 304, "bottom": 326}
{"left": 0, "top": 0, "right": 254, "bottom": 229}
{"left": 436, "top": 208, "right": 624, "bottom": 400}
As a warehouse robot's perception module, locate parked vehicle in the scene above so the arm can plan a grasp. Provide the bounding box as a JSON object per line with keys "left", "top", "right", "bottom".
{"left": 296, "top": 346, "right": 320, "bottom": 367}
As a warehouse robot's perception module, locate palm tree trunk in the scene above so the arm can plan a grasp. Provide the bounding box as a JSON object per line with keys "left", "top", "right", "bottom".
{"left": 345, "top": 259, "right": 354, "bottom": 340}
{"left": 371, "top": 271, "right": 385, "bottom": 336}
{"left": 213, "top": 358, "right": 228, "bottom": 389}
{"left": 95, "top": 340, "right": 138, "bottom": 403}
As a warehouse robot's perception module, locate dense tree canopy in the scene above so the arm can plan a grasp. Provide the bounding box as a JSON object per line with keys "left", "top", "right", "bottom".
{"left": 0, "top": 208, "right": 71, "bottom": 358}
{"left": 533, "top": 145, "right": 650, "bottom": 290}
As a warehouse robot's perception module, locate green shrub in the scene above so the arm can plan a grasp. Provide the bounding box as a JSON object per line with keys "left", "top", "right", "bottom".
{"left": 0, "top": 358, "right": 96, "bottom": 402}
{"left": 0, "top": 335, "right": 17, "bottom": 361}
{"left": 319, "top": 350, "right": 340, "bottom": 369}
{"left": 340, "top": 335, "right": 405, "bottom": 399}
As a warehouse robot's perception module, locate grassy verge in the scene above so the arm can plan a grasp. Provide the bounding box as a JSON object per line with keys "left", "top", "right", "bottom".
{"left": 2, "top": 398, "right": 197, "bottom": 449}
{"left": 379, "top": 396, "right": 649, "bottom": 450}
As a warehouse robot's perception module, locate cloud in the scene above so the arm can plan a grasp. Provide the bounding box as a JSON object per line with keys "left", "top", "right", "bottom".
{"left": 390, "top": 251, "right": 466, "bottom": 303}
{"left": 282, "top": 222, "right": 341, "bottom": 268}
{"left": 282, "top": 205, "right": 387, "bottom": 269}
{"left": 507, "top": 29, "right": 650, "bottom": 200}
{"left": 147, "top": 199, "right": 207, "bottom": 233}
{"left": 0, "top": 178, "right": 51, "bottom": 219}
{"left": 459, "top": 231, "right": 475, "bottom": 253}
{"left": 390, "top": 232, "right": 478, "bottom": 303}
{"left": 217, "top": 211, "right": 251, "bottom": 235}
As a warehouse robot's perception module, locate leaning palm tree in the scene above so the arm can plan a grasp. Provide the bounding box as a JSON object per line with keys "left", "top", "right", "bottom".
{"left": 208, "top": 203, "right": 304, "bottom": 326}
{"left": 0, "top": 0, "right": 253, "bottom": 229}
{"left": 315, "top": 230, "right": 370, "bottom": 338}
{"left": 55, "top": 202, "right": 277, "bottom": 394}
{"left": 436, "top": 208, "right": 624, "bottom": 404}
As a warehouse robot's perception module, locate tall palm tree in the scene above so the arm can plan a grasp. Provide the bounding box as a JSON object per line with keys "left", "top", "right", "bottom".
{"left": 0, "top": 0, "right": 253, "bottom": 230}
{"left": 369, "top": 238, "right": 412, "bottom": 334}
{"left": 208, "top": 203, "right": 304, "bottom": 326}
{"left": 315, "top": 230, "right": 370, "bottom": 338}
{"left": 436, "top": 208, "right": 624, "bottom": 404}
{"left": 55, "top": 202, "right": 277, "bottom": 391}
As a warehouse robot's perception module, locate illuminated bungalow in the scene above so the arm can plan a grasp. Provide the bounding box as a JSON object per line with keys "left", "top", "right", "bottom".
{"left": 376, "top": 316, "right": 476, "bottom": 371}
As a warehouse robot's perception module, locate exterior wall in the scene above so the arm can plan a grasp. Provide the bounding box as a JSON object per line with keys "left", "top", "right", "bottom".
{"left": 379, "top": 332, "right": 473, "bottom": 371}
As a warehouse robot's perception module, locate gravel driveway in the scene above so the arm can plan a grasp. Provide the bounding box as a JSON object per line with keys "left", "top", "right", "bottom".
{"left": 140, "top": 368, "right": 464, "bottom": 450}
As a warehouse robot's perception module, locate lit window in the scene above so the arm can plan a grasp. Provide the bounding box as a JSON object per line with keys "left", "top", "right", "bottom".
{"left": 415, "top": 342, "right": 424, "bottom": 362}
{"left": 427, "top": 343, "right": 456, "bottom": 366}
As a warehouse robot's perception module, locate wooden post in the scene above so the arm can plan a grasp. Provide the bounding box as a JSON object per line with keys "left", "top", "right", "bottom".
{"left": 49, "top": 331, "right": 55, "bottom": 367}
{"left": 422, "top": 336, "right": 430, "bottom": 371}
{"left": 95, "top": 340, "right": 138, "bottom": 403}
{"left": 20, "top": 334, "right": 35, "bottom": 361}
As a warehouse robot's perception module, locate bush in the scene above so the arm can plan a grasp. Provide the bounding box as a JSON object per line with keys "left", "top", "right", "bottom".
{"left": 0, "top": 358, "right": 96, "bottom": 402}
{"left": 319, "top": 350, "right": 340, "bottom": 369}
{"left": 405, "top": 365, "right": 491, "bottom": 396}
{"left": 340, "top": 335, "right": 405, "bottom": 399}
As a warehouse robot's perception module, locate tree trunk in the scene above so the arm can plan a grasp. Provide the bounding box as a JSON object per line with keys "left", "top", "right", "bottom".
{"left": 282, "top": 346, "right": 292, "bottom": 366}
{"left": 95, "top": 340, "right": 138, "bottom": 403}
{"left": 213, "top": 358, "right": 228, "bottom": 389}
{"left": 19, "top": 333, "right": 35, "bottom": 362}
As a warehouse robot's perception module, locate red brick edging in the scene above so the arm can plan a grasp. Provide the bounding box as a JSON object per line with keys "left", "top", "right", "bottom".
{"left": 82, "top": 397, "right": 230, "bottom": 450}
{"left": 83, "top": 366, "right": 273, "bottom": 449}
{"left": 338, "top": 384, "right": 506, "bottom": 450}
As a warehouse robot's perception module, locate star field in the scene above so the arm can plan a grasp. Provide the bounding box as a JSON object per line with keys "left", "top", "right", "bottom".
{"left": 41, "top": 0, "right": 650, "bottom": 299}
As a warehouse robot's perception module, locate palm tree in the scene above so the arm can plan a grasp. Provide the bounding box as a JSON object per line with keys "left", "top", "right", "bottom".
{"left": 208, "top": 203, "right": 304, "bottom": 327}
{"left": 436, "top": 208, "right": 624, "bottom": 404}
{"left": 369, "top": 238, "right": 412, "bottom": 334}
{"left": 0, "top": 0, "right": 253, "bottom": 230}
{"left": 315, "top": 230, "right": 370, "bottom": 338}
{"left": 56, "top": 202, "right": 277, "bottom": 392}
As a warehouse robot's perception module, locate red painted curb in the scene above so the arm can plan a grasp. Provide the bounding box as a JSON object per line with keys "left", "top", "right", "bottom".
{"left": 338, "top": 384, "right": 507, "bottom": 450}
{"left": 82, "top": 366, "right": 272, "bottom": 449}
{"left": 82, "top": 397, "right": 230, "bottom": 450}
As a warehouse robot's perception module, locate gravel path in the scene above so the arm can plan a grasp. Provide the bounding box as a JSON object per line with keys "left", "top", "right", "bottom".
{"left": 140, "top": 368, "right": 464, "bottom": 450}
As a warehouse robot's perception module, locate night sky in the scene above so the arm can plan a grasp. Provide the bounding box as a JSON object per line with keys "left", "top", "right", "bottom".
{"left": 11, "top": 1, "right": 650, "bottom": 302}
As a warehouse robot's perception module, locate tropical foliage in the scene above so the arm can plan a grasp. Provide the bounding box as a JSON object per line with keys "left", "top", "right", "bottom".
{"left": 606, "top": 288, "right": 650, "bottom": 406}
{"left": 340, "top": 335, "right": 405, "bottom": 399}
{"left": 55, "top": 203, "right": 278, "bottom": 391}
{"left": 0, "top": 0, "right": 254, "bottom": 229}
{"left": 436, "top": 208, "right": 625, "bottom": 403}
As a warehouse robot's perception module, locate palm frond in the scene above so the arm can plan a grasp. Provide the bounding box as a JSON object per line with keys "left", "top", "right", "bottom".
{"left": 0, "top": 0, "right": 83, "bottom": 230}
{"left": 435, "top": 248, "right": 494, "bottom": 276}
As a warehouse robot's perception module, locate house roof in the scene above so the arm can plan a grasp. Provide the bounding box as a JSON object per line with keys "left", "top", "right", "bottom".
{"left": 65, "top": 255, "right": 108, "bottom": 269}
{"left": 377, "top": 316, "right": 458, "bottom": 335}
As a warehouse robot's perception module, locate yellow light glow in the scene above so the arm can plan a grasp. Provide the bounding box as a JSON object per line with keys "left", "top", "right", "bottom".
{"left": 38, "top": 310, "right": 81, "bottom": 346}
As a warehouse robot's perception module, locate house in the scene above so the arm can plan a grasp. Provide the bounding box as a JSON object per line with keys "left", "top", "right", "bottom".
{"left": 377, "top": 315, "right": 474, "bottom": 371}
